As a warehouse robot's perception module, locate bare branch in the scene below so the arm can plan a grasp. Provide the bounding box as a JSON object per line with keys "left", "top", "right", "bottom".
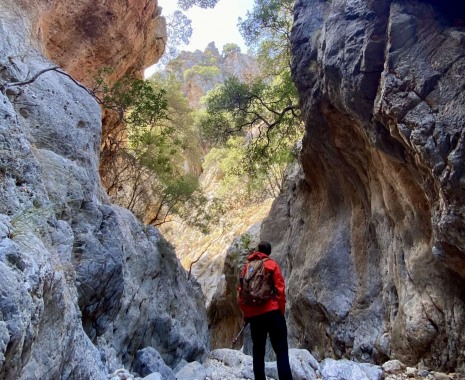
{"left": 188, "top": 233, "right": 223, "bottom": 279}
{"left": 1, "top": 66, "right": 60, "bottom": 94}
{"left": 0, "top": 66, "right": 102, "bottom": 106}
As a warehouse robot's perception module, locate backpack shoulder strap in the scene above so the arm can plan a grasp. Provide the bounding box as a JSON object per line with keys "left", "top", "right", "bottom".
{"left": 243, "top": 257, "right": 270, "bottom": 274}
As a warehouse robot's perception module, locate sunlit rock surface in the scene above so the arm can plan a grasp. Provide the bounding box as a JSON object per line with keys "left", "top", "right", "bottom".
{"left": 259, "top": 0, "right": 465, "bottom": 372}
{"left": 13, "top": 0, "right": 166, "bottom": 86}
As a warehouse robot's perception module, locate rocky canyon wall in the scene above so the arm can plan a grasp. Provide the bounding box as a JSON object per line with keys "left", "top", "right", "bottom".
{"left": 259, "top": 0, "right": 465, "bottom": 372}
{"left": 0, "top": 1, "right": 207, "bottom": 379}
{"left": 14, "top": 0, "right": 166, "bottom": 86}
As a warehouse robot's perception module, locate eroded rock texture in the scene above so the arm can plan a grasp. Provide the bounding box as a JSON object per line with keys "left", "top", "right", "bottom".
{"left": 14, "top": 0, "right": 166, "bottom": 86}
{"left": 0, "top": 2, "right": 206, "bottom": 379}
{"left": 261, "top": 0, "right": 465, "bottom": 372}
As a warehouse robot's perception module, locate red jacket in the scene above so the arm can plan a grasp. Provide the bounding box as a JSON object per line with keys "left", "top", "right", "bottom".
{"left": 238, "top": 252, "right": 286, "bottom": 318}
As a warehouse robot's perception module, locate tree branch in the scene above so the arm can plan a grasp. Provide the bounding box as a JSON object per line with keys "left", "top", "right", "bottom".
{"left": 188, "top": 233, "right": 223, "bottom": 279}
{"left": 0, "top": 66, "right": 100, "bottom": 104}
{"left": 1, "top": 66, "right": 59, "bottom": 94}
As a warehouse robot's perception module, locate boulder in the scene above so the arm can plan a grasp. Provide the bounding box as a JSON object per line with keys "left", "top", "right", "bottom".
{"left": 176, "top": 361, "right": 208, "bottom": 380}
{"left": 320, "top": 358, "right": 383, "bottom": 380}
{"left": 132, "top": 347, "right": 175, "bottom": 379}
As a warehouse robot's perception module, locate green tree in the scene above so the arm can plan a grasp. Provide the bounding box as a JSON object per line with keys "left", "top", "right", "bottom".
{"left": 95, "top": 71, "right": 219, "bottom": 232}
{"left": 199, "top": 0, "right": 302, "bottom": 198}
{"left": 177, "top": 0, "right": 220, "bottom": 11}
{"left": 162, "top": 11, "right": 193, "bottom": 64}
{"left": 222, "top": 43, "right": 241, "bottom": 57}
{"left": 183, "top": 65, "right": 221, "bottom": 82}
{"left": 201, "top": 75, "right": 299, "bottom": 143}
{"left": 199, "top": 72, "right": 301, "bottom": 192}
{"left": 148, "top": 73, "right": 203, "bottom": 172}
{"left": 239, "top": 0, "right": 294, "bottom": 75}
{"left": 160, "top": 0, "right": 221, "bottom": 64}
{"left": 146, "top": 173, "right": 223, "bottom": 234}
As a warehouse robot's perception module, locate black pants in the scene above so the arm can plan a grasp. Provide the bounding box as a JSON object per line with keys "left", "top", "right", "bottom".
{"left": 249, "top": 310, "right": 293, "bottom": 380}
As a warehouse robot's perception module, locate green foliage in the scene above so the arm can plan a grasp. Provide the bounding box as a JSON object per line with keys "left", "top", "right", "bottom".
{"left": 177, "top": 0, "right": 220, "bottom": 11}
{"left": 202, "top": 133, "right": 295, "bottom": 201}
{"left": 172, "top": 179, "right": 224, "bottom": 234}
{"left": 92, "top": 67, "right": 168, "bottom": 123}
{"left": 204, "top": 48, "right": 219, "bottom": 65}
{"left": 156, "top": 11, "right": 193, "bottom": 65}
{"left": 183, "top": 64, "right": 221, "bottom": 82}
{"left": 200, "top": 74, "right": 301, "bottom": 160}
{"left": 95, "top": 70, "right": 219, "bottom": 233}
{"left": 222, "top": 43, "right": 241, "bottom": 57}
{"left": 196, "top": 109, "right": 232, "bottom": 145}
{"left": 148, "top": 73, "right": 202, "bottom": 173}
{"left": 238, "top": 0, "right": 294, "bottom": 75}
{"left": 239, "top": 232, "right": 253, "bottom": 250}
{"left": 203, "top": 137, "right": 247, "bottom": 198}
{"left": 198, "top": 0, "right": 302, "bottom": 199}
{"left": 147, "top": 174, "right": 223, "bottom": 233}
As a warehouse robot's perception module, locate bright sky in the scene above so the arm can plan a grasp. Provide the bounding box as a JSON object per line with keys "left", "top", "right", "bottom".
{"left": 145, "top": 0, "right": 254, "bottom": 76}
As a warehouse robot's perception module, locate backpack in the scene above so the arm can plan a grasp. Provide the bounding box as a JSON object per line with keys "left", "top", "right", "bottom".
{"left": 240, "top": 258, "right": 275, "bottom": 305}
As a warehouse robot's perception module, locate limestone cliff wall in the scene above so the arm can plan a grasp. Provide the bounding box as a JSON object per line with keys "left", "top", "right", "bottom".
{"left": 12, "top": 0, "right": 166, "bottom": 86}
{"left": 12, "top": 0, "right": 167, "bottom": 151}
{"left": 0, "top": 2, "right": 206, "bottom": 379}
{"left": 260, "top": 0, "right": 465, "bottom": 372}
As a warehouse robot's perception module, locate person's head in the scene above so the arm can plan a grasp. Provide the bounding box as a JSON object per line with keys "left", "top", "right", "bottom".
{"left": 257, "top": 241, "right": 272, "bottom": 256}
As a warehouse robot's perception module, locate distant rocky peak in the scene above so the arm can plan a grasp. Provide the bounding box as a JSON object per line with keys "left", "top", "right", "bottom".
{"left": 164, "top": 41, "right": 259, "bottom": 108}
{"left": 204, "top": 41, "right": 220, "bottom": 57}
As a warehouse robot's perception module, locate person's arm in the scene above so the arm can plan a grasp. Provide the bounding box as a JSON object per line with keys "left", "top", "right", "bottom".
{"left": 272, "top": 262, "right": 286, "bottom": 315}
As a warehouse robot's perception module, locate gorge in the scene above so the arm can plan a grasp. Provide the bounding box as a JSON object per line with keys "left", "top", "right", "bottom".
{"left": 1, "top": 0, "right": 464, "bottom": 379}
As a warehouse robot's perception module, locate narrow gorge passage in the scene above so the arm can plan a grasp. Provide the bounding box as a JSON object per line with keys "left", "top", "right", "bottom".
{"left": 0, "top": 0, "right": 464, "bottom": 379}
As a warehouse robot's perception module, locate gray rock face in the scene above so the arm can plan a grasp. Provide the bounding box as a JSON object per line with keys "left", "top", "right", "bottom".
{"left": 207, "top": 223, "right": 262, "bottom": 350}
{"left": 0, "top": 3, "right": 208, "bottom": 379}
{"left": 258, "top": 0, "right": 465, "bottom": 372}
{"left": 133, "top": 347, "right": 176, "bottom": 379}
{"left": 288, "top": 348, "right": 319, "bottom": 380}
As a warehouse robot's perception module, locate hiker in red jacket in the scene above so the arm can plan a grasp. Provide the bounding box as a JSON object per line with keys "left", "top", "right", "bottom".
{"left": 238, "top": 241, "right": 293, "bottom": 380}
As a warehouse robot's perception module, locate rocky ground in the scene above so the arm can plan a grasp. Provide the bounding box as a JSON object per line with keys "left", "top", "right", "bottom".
{"left": 381, "top": 360, "right": 464, "bottom": 380}
{"left": 105, "top": 348, "right": 465, "bottom": 380}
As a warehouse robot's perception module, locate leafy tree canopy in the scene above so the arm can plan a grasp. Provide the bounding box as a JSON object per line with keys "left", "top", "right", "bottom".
{"left": 94, "top": 70, "right": 220, "bottom": 232}
{"left": 92, "top": 68, "right": 168, "bottom": 125}
{"left": 198, "top": 0, "right": 302, "bottom": 199}
{"left": 238, "top": 0, "right": 295, "bottom": 75}
{"left": 161, "top": 11, "right": 193, "bottom": 64}
{"left": 183, "top": 65, "right": 222, "bottom": 81}
{"left": 167, "top": 11, "right": 193, "bottom": 46}
{"left": 202, "top": 0, "right": 299, "bottom": 142}
{"left": 200, "top": 70, "right": 301, "bottom": 162}
{"left": 222, "top": 43, "right": 241, "bottom": 57}
{"left": 159, "top": 0, "right": 220, "bottom": 63}
{"left": 177, "top": 0, "right": 220, "bottom": 11}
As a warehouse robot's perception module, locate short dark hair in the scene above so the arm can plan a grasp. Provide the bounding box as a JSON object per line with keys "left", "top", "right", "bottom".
{"left": 257, "top": 241, "right": 272, "bottom": 255}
